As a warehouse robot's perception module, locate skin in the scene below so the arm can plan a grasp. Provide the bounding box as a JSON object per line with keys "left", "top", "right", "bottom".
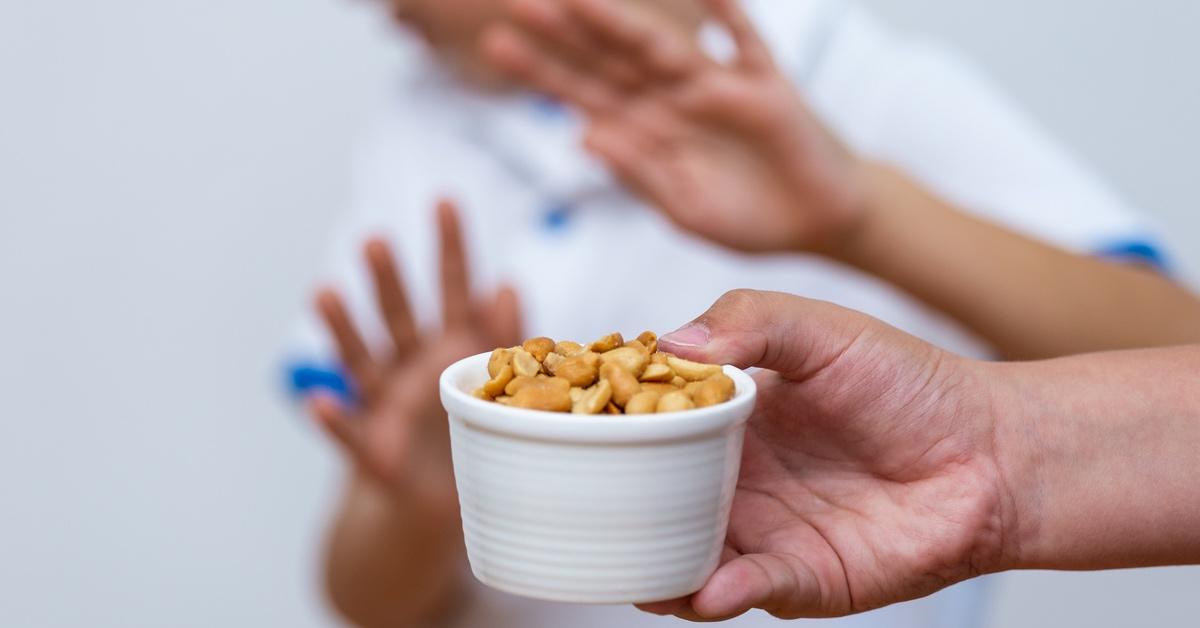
{"left": 310, "top": 200, "right": 522, "bottom": 627}
{"left": 485, "top": 0, "right": 1200, "bottom": 359}
{"left": 311, "top": 0, "right": 1200, "bottom": 624}
{"left": 639, "top": 289, "right": 1200, "bottom": 621}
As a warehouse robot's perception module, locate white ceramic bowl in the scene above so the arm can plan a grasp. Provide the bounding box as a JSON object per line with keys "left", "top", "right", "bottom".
{"left": 439, "top": 352, "right": 757, "bottom": 604}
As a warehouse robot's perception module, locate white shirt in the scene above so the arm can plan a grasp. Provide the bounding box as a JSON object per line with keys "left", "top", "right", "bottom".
{"left": 288, "top": 1, "right": 1164, "bottom": 626}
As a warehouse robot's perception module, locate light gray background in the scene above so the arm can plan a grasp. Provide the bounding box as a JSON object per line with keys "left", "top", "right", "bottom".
{"left": 0, "top": 1, "right": 1195, "bottom": 626}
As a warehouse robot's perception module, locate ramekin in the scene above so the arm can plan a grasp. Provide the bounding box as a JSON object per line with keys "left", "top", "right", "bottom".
{"left": 439, "top": 352, "right": 756, "bottom": 604}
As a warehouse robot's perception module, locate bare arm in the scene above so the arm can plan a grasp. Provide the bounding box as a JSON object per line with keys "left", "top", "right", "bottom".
{"left": 308, "top": 201, "right": 523, "bottom": 626}
{"left": 833, "top": 165, "right": 1200, "bottom": 359}
{"left": 995, "top": 344, "right": 1200, "bottom": 570}
{"left": 488, "top": 0, "right": 1200, "bottom": 360}
{"left": 322, "top": 475, "right": 465, "bottom": 627}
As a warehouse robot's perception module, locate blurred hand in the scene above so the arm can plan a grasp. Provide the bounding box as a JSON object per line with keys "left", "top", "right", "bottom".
{"left": 646, "top": 290, "right": 1014, "bottom": 620}
{"left": 308, "top": 200, "right": 522, "bottom": 526}
{"left": 484, "top": 0, "right": 867, "bottom": 254}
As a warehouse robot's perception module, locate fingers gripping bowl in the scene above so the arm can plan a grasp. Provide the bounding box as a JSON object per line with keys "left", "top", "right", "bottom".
{"left": 439, "top": 338, "right": 757, "bottom": 604}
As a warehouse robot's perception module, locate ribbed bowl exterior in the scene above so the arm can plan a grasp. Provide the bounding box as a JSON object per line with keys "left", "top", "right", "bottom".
{"left": 440, "top": 353, "right": 756, "bottom": 604}
{"left": 450, "top": 418, "right": 746, "bottom": 604}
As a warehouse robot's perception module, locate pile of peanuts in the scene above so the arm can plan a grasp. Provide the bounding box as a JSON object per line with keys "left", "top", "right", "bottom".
{"left": 473, "top": 331, "right": 736, "bottom": 415}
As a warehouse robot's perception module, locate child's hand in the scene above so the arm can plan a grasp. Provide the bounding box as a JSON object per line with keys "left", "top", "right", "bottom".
{"left": 484, "top": 0, "right": 868, "bottom": 254}
{"left": 307, "top": 200, "right": 522, "bottom": 523}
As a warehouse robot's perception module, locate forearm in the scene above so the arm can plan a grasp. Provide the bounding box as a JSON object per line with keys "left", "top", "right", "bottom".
{"left": 324, "top": 475, "right": 465, "bottom": 628}
{"left": 990, "top": 346, "right": 1200, "bottom": 571}
{"left": 833, "top": 163, "right": 1200, "bottom": 359}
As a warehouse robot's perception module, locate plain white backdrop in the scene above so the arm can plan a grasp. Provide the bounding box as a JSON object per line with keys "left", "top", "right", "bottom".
{"left": 0, "top": 1, "right": 1195, "bottom": 626}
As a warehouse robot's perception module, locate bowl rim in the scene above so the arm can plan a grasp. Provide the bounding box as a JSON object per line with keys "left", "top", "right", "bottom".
{"left": 439, "top": 352, "right": 758, "bottom": 444}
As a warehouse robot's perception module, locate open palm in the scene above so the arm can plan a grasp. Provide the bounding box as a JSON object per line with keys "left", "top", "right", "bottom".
{"left": 648, "top": 290, "right": 1012, "bottom": 621}
{"left": 485, "top": 0, "right": 866, "bottom": 253}
{"left": 309, "top": 200, "right": 522, "bottom": 520}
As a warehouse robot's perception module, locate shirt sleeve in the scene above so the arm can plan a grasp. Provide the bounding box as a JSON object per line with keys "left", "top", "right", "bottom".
{"left": 804, "top": 5, "right": 1171, "bottom": 272}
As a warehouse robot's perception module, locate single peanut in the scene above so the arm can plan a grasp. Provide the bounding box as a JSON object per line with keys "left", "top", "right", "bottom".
{"left": 599, "top": 346, "right": 649, "bottom": 378}
{"left": 542, "top": 351, "right": 564, "bottom": 373}
{"left": 550, "top": 351, "right": 600, "bottom": 387}
{"left": 510, "top": 385, "right": 572, "bottom": 412}
{"left": 639, "top": 363, "right": 674, "bottom": 383}
{"left": 657, "top": 391, "right": 696, "bottom": 413}
{"left": 482, "top": 364, "right": 515, "bottom": 398}
{"left": 600, "top": 362, "right": 640, "bottom": 408}
{"left": 589, "top": 332, "right": 624, "bottom": 353}
{"left": 522, "top": 337, "right": 555, "bottom": 362}
{"left": 671, "top": 376, "right": 687, "bottom": 388}
{"left": 506, "top": 375, "right": 569, "bottom": 397}
{"left": 637, "top": 331, "right": 658, "bottom": 354}
{"left": 693, "top": 372, "right": 736, "bottom": 408}
{"left": 625, "top": 390, "right": 661, "bottom": 415}
{"left": 488, "top": 348, "right": 513, "bottom": 379}
{"left": 554, "top": 340, "right": 585, "bottom": 356}
{"left": 640, "top": 382, "right": 680, "bottom": 396}
{"left": 667, "top": 355, "right": 722, "bottom": 381}
{"left": 572, "top": 379, "right": 612, "bottom": 415}
{"left": 511, "top": 348, "right": 542, "bottom": 378}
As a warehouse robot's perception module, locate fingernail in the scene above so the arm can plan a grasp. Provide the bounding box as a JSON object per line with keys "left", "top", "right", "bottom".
{"left": 660, "top": 323, "right": 710, "bottom": 348}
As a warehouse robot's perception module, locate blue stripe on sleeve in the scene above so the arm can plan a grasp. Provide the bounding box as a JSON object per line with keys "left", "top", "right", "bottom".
{"left": 285, "top": 360, "right": 357, "bottom": 405}
{"left": 1094, "top": 239, "right": 1171, "bottom": 274}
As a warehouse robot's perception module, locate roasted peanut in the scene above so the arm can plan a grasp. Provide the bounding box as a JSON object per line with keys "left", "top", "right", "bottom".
{"left": 506, "top": 375, "right": 570, "bottom": 397}
{"left": 657, "top": 391, "right": 696, "bottom": 413}
{"left": 624, "top": 390, "right": 660, "bottom": 415}
{"left": 693, "top": 372, "right": 736, "bottom": 408}
{"left": 599, "top": 346, "right": 649, "bottom": 378}
{"left": 471, "top": 388, "right": 491, "bottom": 400}
{"left": 510, "top": 385, "right": 572, "bottom": 412}
{"left": 589, "top": 332, "right": 624, "bottom": 353}
{"left": 488, "top": 348, "right": 513, "bottom": 379}
{"left": 600, "top": 362, "right": 641, "bottom": 408}
{"left": 550, "top": 351, "right": 600, "bottom": 387}
{"left": 554, "top": 340, "right": 584, "bottom": 356}
{"left": 482, "top": 364, "right": 515, "bottom": 398}
{"left": 572, "top": 379, "right": 612, "bottom": 415}
{"left": 479, "top": 332, "right": 731, "bottom": 414}
{"left": 511, "top": 348, "right": 542, "bottom": 378}
{"left": 637, "top": 331, "right": 658, "bottom": 354}
{"left": 639, "top": 363, "right": 674, "bottom": 383}
{"left": 640, "top": 382, "right": 681, "bottom": 396}
{"left": 542, "top": 351, "right": 564, "bottom": 373}
{"left": 667, "top": 355, "right": 722, "bottom": 381}
{"left": 522, "top": 337, "right": 555, "bottom": 362}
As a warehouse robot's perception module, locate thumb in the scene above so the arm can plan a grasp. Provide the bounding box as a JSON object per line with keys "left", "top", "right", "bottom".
{"left": 658, "top": 289, "right": 879, "bottom": 381}
{"left": 481, "top": 283, "right": 524, "bottom": 347}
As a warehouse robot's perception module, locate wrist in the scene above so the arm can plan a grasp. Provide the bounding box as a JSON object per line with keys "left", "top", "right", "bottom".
{"left": 818, "top": 160, "right": 895, "bottom": 265}
{"left": 976, "top": 360, "right": 1047, "bottom": 573}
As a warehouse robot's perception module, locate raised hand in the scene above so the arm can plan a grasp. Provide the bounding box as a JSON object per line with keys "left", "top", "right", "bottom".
{"left": 308, "top": 200, "right": 522, "bottom": 519}
{"left": 643, "top": 290, "right": 1014, "bottom": 620}
{"left": 483, "top": 0, "right": 868, "bottom": 253}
